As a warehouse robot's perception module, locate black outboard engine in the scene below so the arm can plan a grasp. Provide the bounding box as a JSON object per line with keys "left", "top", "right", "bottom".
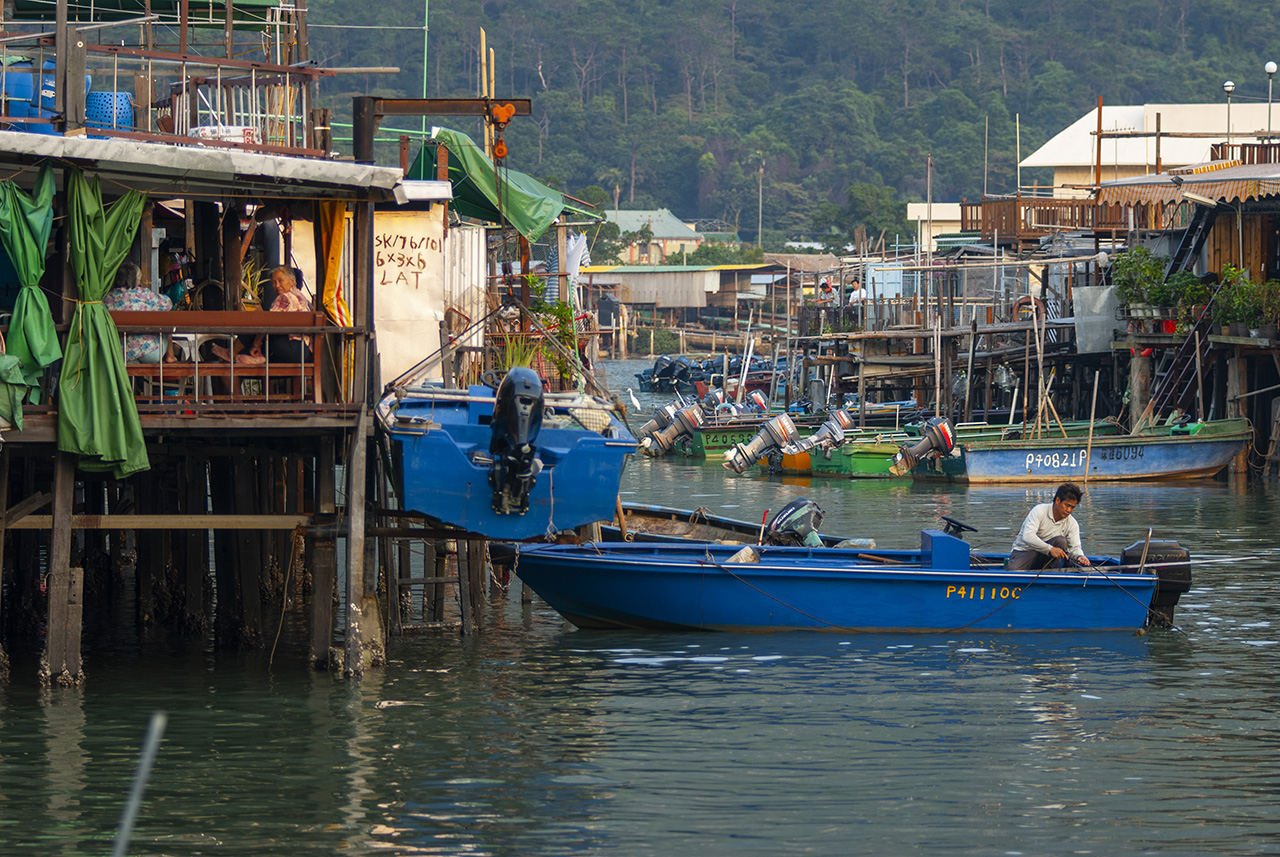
{"left": 637, "top": 402, "right": 679, "bottom": 441}
{"left": 1122, "top": 538, "right": 1192, "bottom": 628}
{"left": 489, "top": 367, "right": 545, "bottom": 515}
{"left": 723, "top": 413, "right": 800, "bottom": 473}
{"left": 889, "top": 416, "right": 956, "bottom": 476}
{"left": 640, "top": 403, "right": 704, "bottom": 456}
{"left": 763, "top": 497, "right": 825, "bottom": 547}
{"left": 781, "top": 409, "right": 855, "bottom": 458}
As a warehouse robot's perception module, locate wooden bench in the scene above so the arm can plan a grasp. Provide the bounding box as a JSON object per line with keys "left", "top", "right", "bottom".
{"left": 108, "top": 310, "right": 327, "bottom": 403}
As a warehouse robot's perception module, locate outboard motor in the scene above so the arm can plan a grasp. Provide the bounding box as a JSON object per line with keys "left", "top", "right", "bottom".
{"left": 1122, "top": 538, "right": 1192, "bottom": 628}
{"left": 703, "top": 389, "right": 726, "bottom": 411}
{"left": 489, "top": 367, "right": 545, "bottom": 515}
{"left": 723, "top": 413, "right": 799, "bottom": 473}
{"left": 781, "top": 409, "right": 855, "bottom": 457}
{"left": 889, "top": 416, "right": 956, "bottom": 476}
{"left": 746, "top": 390, "right": 769, "bottom": 413}
{"left": 637, "top": 402, "right": 679, "bottom": 440}
{"left": 763, "top": 497, "right": 825, "bottom": 547}
{"left": 640, "top": 403, "right": 705, "bottom": 456}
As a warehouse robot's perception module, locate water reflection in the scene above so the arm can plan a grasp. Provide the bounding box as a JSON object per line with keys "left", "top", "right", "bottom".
{"left": 0, "top": 362, "right": 1277, "bottom": 854}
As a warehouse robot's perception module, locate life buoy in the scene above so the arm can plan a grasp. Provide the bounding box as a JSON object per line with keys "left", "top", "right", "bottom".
{"left": 1011, "top": 295, "right": 1046, "bottom": 322}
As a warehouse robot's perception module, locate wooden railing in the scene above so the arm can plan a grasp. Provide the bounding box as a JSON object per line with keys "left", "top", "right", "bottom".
{"left": 107, "top": 310, "right": 349, "bottom": 414}
{"left": 961, "top": 196, "right": 1132, "bottom": 243}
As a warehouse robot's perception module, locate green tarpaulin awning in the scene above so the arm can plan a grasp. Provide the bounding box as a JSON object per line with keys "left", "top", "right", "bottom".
{"left": 408, "top": 127, "right": 598, "bottom": 242}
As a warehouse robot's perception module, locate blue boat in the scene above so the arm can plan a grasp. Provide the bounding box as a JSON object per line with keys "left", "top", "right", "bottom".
{"left": 377, "top": 370, "right": 636, "bottom": 541}
{"left": 516, "top": 528, "right": 1192, "bottom": 633}
{"left": 914, "top": 417, "right": 1252, "bottom": 483}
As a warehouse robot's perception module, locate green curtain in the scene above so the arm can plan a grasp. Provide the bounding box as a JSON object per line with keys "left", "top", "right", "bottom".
{"left": 57, "top": 169, "right": 149, "bottom": 478}
{"left": 0, "top": 161, "right": 60, "bottom": 414}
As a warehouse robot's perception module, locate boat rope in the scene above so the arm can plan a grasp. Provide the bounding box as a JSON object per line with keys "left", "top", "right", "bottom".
{"left": 544, "top": 469, "right": 557, "bottom": 540}
{"left": 269, "top": 524, "right": 307, "bottom": 666}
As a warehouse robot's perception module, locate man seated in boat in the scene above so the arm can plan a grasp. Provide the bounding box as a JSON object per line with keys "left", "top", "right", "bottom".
{"left": 1009, "top": 482, "right": 1092, "bottom": 571}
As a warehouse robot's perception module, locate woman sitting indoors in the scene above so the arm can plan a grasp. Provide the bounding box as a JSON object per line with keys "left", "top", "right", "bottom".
{"left": 103, "top": 261, "right": 175, "bottom": 363}
{"left": 211, "top": 266, "right": 313, "bottom": 364}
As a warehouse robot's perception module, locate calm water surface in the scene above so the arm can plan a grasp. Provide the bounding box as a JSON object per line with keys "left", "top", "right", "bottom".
{"left": 2, "top": 359, "right": 1280, "bottom": 855}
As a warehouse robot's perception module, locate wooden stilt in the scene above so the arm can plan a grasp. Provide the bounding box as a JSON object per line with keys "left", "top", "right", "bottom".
{"left": 0, "top": 447, "right": 9, "bottom": 683}
{"left": 42, "top": 451, "right": 83, "bottom": 687}
{"left": 392, "top": 535, "right": 412, "bottom": 633}
{"left": 136, "top": 469, "right": 159, "bottom": 627}
{"left": 233, "top": 457, "right": 264, "bottom": 646}
{"left": 456, "top": 539, "right": 473, "bottom": 635}
{"left": 210, "top": 457, "right": 238, "bottom": 646}
{"left": 430, "top": 540, "right": 447, "bottom": 621}
{"left": 182, "top": 455, "right": 208, "bottom": 634}
{"left": 468, "top": 540, "right": 487, "bottom": 630}
{"left": 309, "top": 437, "right": 337, "bottom": 670}
{"left": 344, "top": 406, "right": 376, "bottom": 675}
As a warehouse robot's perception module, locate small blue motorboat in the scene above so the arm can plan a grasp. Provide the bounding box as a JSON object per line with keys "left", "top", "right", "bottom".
{"left": 516, "top": 515, "right": 1192, "bottom": 633}
{"left": 378, "top": 368, "right": 636, "bottom": 541}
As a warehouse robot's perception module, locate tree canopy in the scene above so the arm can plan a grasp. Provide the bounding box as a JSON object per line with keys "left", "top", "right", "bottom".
{"left": 307, "top": 0, "right": 1280, "bottom": 250}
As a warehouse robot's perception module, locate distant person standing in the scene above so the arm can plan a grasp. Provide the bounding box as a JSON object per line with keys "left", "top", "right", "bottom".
{"left": 847, "top": 277, "right": 867, "bottom": 304}
{"left": 847, "top": 277, "right": 867, "bottom": 324}
{"left": 815, "top": 278, "right": 836, "bottom": 306}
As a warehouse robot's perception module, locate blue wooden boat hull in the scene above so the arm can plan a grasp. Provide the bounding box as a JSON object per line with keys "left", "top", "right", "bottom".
{"left": 379, "top": 387, "right": 635, "bottom": 541}
{"left": 517, "top": 535, "right": 1163, "bottom": 632}
{"left": 915, "top": 419, "right": 1251, "bottom": 484}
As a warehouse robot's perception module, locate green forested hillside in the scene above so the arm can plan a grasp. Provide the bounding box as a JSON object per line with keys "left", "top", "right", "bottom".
{"left": 307, "top": 0, "right": 1280, "bottom": 249}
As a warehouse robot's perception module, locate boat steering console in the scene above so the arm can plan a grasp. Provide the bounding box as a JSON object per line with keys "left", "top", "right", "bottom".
{"left": 940, "top": 516, "right": 977, "bottom": 538}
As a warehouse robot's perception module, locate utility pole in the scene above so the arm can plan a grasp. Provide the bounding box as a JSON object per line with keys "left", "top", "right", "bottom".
{"left": 756, "top": 152, "right": 764, "bottom": 248}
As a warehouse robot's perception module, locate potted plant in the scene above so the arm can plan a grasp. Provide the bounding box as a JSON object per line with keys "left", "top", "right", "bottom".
{"left": 1170, "top": 271, "right": 1210, "bottom": 325}
{"left": 1215, "top": 265, "right": 1261, "bottom": 335}
{"left": 1257, "top": 279, "right": 1280, "bottom": 340}
{"left": 1111, "top": 247, "right": 1167, "bottom": 315}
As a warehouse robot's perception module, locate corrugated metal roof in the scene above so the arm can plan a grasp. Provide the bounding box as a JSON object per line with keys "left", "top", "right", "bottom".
{"left": 1097, "top": 161, "right": 1280, "bottom": 207}
{"left": 602, "top": 209, "right": 700, "bottom": 240}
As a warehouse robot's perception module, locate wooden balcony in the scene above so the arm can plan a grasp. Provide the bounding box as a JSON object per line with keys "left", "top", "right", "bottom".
{"left": 962, "top": 196, "right": 1155, "bottom": 247}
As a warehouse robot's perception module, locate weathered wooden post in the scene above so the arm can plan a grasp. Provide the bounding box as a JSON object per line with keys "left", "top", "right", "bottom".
{"left": 42, "top": 451, "right": 83, "bottom": 687}
{"left": 1227, "top": 353, "right": 1248, "bottom": 473}
{"left": 0, "top": 447, "right": 10, "bottom": 683}
{"left": 309, "top": 437, "right": 337, "bottom": 669}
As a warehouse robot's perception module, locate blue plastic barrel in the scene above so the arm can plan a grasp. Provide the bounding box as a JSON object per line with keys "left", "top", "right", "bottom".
{"left": 4, "top": 59, "right": 91, "bottom": 134}
{"left": 85, "top": 91, "right": 134, "bottom": 138}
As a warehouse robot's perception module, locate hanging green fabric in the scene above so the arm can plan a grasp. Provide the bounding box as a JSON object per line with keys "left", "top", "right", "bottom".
{"left": 0, "top": 161, "right": 62, "bottom": 381}
{"left": 57, "top": 169, "right": 149, "bottom": 478}
{"left": 408, "top": 128, "right": 598, "bottom": 242}
{"left": 0, "top": 352, "right": 28, "bottom": 430}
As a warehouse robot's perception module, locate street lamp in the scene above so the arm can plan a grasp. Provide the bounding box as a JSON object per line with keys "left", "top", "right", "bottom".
{"left": 1223, "top": 79, "right": 1236, "bottom": 147}
{"left": 1267, "top": 62, "right": 1277, "bottom": 140}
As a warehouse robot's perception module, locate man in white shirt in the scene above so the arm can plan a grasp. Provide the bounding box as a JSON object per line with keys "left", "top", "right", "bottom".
{"left": 1009, "top": 482, "right": 1091, "bottom": 570}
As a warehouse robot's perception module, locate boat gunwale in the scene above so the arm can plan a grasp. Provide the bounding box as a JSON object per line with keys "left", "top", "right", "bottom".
{"left": 518, "top": 543, "right": 1157, "bottom": 587}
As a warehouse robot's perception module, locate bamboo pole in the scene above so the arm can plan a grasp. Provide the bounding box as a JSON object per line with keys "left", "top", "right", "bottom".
{"left": 1083, "top": 369, "right": 1100, "bottom": 493}
{"left": 1194, "top": 330, "right": 1204, "bottom": 422}
{"left": 615, "top": 495, "right": 628, "bottom": 539}
{"left": 933, "top": 316, "right": 941, "bottom": 415}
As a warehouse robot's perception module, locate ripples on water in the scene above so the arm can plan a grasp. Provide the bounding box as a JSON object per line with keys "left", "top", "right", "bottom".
{"left": 1, "top": 359, "right": 1279, "bottom": 855}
